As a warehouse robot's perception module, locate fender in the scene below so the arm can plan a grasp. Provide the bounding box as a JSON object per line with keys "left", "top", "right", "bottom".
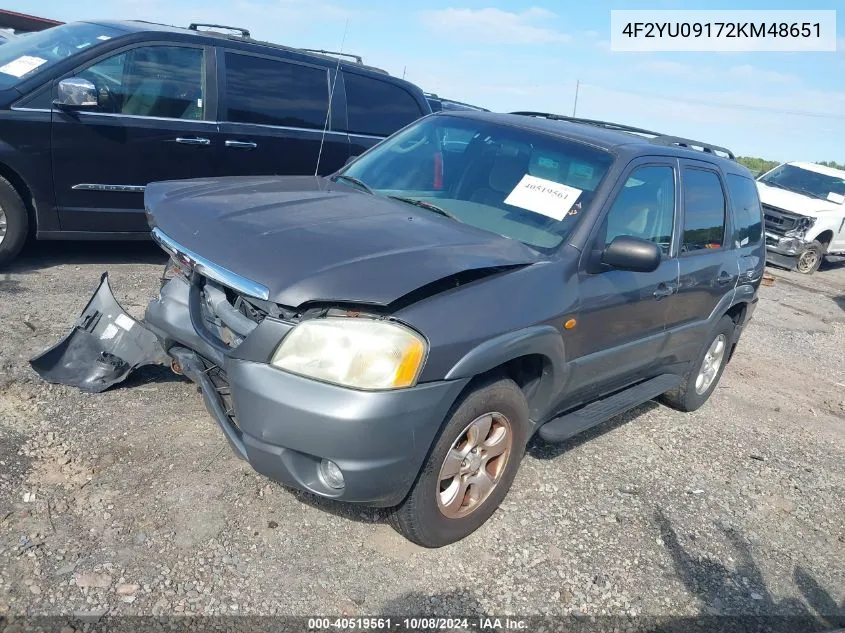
{"left": 444, "top": 324, "right": 567, "bottom": 422}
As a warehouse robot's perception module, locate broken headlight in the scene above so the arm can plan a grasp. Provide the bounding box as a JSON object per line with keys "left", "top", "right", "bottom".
{"left": 270, "top": 317, "right": 427, "bottom": 390}
{"left": 784, "top": 216, "right": 816, "bottom": 238}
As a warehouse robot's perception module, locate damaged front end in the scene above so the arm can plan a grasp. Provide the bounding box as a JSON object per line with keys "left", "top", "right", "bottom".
{"left": 30, "top": 274, "right": 169, "bottom": 392}
{"left": 763, "top": 205, "right": 816, "bottom": 269}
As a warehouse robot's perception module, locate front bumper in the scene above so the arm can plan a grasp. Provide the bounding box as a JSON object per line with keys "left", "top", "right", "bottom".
{"left": 764, "top": 231, "right": 803, "bottom": 270}
{"left": 146, "top": 276, "right": 468, "bottom": 507}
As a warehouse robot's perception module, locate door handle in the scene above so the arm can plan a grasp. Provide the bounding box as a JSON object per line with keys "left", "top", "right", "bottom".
{"left": 175, "top": 137, "right": 211, "bottom": 145}
{"left": 225, "top": 140, "right": 257, "bottom": 149}
{"left": 653, "top": 283, "right": 675, "bottom": 298}
{"left": 717, "top": 271, "right": 735, "bottom": 285}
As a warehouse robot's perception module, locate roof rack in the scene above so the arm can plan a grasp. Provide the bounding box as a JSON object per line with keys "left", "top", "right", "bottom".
{"left": 188, "top": 23, "right": 250, "bottom": 38}
{"left": 300, "top": 49, "right": 363, "bottom": 64}
{"left": 510, "top": 111, "right": 735, "bottom": 160}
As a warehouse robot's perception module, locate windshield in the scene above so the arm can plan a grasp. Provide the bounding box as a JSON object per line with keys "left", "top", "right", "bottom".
{"left": 338, "top": 115, "right": 614, "bottom": 251}
{"left": 759, "top": 164, "right": 845, "bottom": 203}
{"left": 0, "top": 23, "right": 124, "bottom": 89}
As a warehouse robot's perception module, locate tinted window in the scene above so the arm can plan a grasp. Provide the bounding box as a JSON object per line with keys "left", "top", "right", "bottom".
{"left": 225, "top": 53, "right": 328, "bottom": 129}
{"left": 79, "top": 46, "right": 205, "bottom": 120}
{"left": 726, "top": 174, "right": 763, "bottom": 247}
{"left": 340, "top": 116, "right": 614, "bottom": 251}
{"left": 682, "top": 169, "right": 726, "bottom": 252}
{"left": 344, "top": 72, "right": 423, "bottom": 137}
{"left": 603, "top": 166, "right": 675, "bottom": 254}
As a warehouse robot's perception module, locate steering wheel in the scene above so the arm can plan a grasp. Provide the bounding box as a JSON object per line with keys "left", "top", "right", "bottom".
{"left": 392, "top": 135, "right": 428, "bottom": 154}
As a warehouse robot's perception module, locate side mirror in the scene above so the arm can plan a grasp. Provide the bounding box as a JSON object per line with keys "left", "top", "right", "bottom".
{"left": 54, "top": 77, "right": 98, "bottom": 110}
{"left": 601, "top": 235, "right": 662, "bottom": 272}
{"left": 344, "top": 155, "right": 359, "bottom": 166}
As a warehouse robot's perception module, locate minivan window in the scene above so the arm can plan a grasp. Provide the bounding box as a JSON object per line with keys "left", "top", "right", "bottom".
{"left": 339, "top": 115, "right": 614, "bottom": 251}
{"left": 682, "top": 169, "right": 726, "bottom": 252}
{"left": 79, "top": 46, "right": 205, "bottom": 120}
{"left": 344, "top": 72, "right": 423, "bottom": 137}
{"left": 0, "top": 22, "right": 124, "bottom": 89}
{"left": 726, "top": 173, "right": 763, "bottom": 248}
{"left": 224, "top": 53, "right": 329, "bottom": 129}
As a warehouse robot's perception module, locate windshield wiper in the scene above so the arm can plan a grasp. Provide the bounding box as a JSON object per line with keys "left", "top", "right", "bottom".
{"left": 332, "top": 174, "right": 373, "bottom": 194}
{"left": 387, "top": 196, "right": 460, "bottom": 221}
{"left": 797, "top": 188, "right": 827, "bottom": 200}
{"left": 760, "top": 180, "right": 791, "bottom": 191}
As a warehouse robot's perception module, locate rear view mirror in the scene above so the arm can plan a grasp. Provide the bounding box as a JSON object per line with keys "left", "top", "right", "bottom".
{"left": 601, "top": 236, "right": 662, "bottom": 272}
{"left": 54, "top": 77, "right": 98, "bottom": 110}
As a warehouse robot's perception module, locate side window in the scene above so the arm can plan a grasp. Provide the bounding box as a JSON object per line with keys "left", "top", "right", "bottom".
{"left": 602, "top": 165, "right": 675, "bottom": 254}
{"left": 79, "top": 46, "right": 205, "bottom": 120}
{"left": 344, "top": 73, "right": 423, "bottom": 137}
{"left": 224, "top": 53, "right": 328, "bottom": 129}
{"left": 726, "top": 173, "right": 763, "bottom": 247}
{"left": 682, "top": 169, "right": 726, "bottom": 252}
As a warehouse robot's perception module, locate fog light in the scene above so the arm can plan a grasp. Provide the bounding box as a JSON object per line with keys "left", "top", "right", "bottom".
{"left": 319, "top": 459, "right": 345, "bottom": 489}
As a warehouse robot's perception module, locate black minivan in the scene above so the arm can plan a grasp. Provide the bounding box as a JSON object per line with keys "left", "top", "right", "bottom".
{"left": 0, "top": 21, "right": 431, "bottom": 265}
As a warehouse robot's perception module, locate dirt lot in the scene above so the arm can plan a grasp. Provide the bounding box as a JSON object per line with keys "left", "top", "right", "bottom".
{"left": 0, "top": 242, "right": 843, "bottom": 626}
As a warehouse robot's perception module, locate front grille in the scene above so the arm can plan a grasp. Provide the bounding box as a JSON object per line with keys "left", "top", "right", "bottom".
{"left": 762, "top": 204, "right": 799, "bottom": 237}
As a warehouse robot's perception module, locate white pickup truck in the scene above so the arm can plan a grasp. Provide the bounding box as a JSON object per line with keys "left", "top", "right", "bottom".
{"left": 757, "top": 161, "right": 845, "bottom": 274}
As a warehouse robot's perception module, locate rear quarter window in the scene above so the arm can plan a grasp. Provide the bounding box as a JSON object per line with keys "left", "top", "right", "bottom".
{"left": 726, "top": 173, "right": 763, "bottom": 247}
{"left": 344, "top": 72, "right": 424, "bottom": 137}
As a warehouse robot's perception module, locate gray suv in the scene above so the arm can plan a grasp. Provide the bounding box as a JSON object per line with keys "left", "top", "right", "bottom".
{"left": 32, "top": 112, "right": 765, "bottom": 547}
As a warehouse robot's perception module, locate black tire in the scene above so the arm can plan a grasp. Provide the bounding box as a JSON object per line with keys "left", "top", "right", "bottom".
{"left": 660, "top": 315, "right": 735, "bottom": 413}
{"left": 388, "top": 378, "right": 529, "bottom": 548}
{"left": 0, "top": 176, "right": 28, "bottom": 268}
{"left": 795, "top": 240, "right": 823, "bottom": 275}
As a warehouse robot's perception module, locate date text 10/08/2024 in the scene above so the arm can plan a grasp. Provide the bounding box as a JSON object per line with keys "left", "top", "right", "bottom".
{"left": 307, "top": 617, "right": 528, "bottom": 630}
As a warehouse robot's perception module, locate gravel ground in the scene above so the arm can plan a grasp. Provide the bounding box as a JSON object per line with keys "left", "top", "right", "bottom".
{"left": 0, "top": 242, "right": 843, "bottom": 628}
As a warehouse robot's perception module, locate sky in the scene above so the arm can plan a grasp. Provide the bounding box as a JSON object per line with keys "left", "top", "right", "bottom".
{"left": 12, "top": 0, "right": 845, "bottom": 162}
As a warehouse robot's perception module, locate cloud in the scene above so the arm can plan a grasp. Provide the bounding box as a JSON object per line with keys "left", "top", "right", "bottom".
{"left": 420, "top": 7, "right": 570, "bottom": 45}
{"left": 643, "top": 60, "right": 797, "bottom": 84}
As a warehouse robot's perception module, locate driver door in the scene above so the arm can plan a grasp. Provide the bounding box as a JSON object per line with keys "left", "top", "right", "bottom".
{"left": 51, "top": 43, "right": 219, "bottom": 232}
{"left": 563, "top": 160, "right": 680, "bottom": 400}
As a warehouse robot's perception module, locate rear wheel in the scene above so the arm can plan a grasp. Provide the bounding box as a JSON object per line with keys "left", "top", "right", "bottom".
{"left": 795, "top": 240, "right": 823, "bottom": 274}
{"left": 0, "top": 176, "right": 28, "bottom": 268}
{"left": 389, "top": 378, "right": 529, "bottom": 548}
{"left": 661, "top": 315, "right": 735, "bottom": 412}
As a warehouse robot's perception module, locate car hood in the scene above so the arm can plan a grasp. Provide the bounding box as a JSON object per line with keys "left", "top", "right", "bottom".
{"left": 757, "top": 182, "right": 844, "bottom": 217}
{"left": 144, "top": 176, "right": 540, "bottom": 308}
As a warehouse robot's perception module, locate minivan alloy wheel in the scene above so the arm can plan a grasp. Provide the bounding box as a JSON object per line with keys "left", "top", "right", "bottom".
{"left": 695, "top": 334, "right": 727, "bottom": 395}
{"left": 436, "top": 411, "right": 513, "bottom": 519}
{"left": 0, "top": 207, "right": 6, "bottom": 246}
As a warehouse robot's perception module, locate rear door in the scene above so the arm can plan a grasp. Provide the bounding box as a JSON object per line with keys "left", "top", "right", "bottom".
{"left": 565, "top": 159, "right": 680, "bottom": 399}
{"left": 663, "top": 161, "right": 738, "bottom": 364}
{"left": 51, "top": 42, "right": 217, "bottom": 232}
{"left": 342, "top": 71, "right": 427, "bottom": 159}
{"left": 216, "top": 50, "right": 347, "bottom": 177}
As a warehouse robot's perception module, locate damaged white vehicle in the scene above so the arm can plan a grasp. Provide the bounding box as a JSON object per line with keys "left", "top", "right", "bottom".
{"left": 758, "top": 162, "right": 845, "bottom": 274}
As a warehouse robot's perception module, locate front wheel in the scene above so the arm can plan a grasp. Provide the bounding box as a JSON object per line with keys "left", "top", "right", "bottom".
{"left": 389, "top": 378, "right": 529, "bottom": 548}
{"left": 661, "top": 315, "right": 735, "bottom": 412}
{"left": 0, "top": 176, "right": 28, "bottom": 268}
{"left": 795, "top": 240, "right": 823, "bottom": 274}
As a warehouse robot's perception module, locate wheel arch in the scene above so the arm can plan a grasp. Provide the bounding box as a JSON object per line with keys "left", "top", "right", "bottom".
{"left": 814, "top": 229, "right": 834, "bottom": 250}
{"left": 0, "top": 159, "right": 37, "bottom": 236}
{"left": 444, "top": 325, "right": 566, "bottom": 423}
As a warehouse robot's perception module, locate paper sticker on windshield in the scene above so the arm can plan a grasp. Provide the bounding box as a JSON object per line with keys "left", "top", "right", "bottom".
{"left": 827, "top": 192, "right": 845, "bottom": 204}
{"left": 0, "top": 56, "right": 47, "bottom": 78}
{"left": 504, "top": 175, "right": 582, "bottom": 221}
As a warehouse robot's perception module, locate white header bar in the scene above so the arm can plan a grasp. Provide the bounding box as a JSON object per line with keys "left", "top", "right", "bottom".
{"left": 610, "top": 10, "right": 837, "bottom": 52}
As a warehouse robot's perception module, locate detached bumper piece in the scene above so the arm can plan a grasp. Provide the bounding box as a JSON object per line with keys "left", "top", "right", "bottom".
{"left": 30, "top": 274, "right": 168, "bottom": 392}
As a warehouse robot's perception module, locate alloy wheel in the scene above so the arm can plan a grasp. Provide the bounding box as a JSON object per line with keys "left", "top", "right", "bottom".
{"left": 695, "top": 334, "right": 727, "bottom": 395}
{"left": 436, "top": 412, "right": 513, "bottom": 519}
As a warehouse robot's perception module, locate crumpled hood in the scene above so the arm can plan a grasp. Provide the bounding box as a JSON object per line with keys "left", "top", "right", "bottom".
{"left": 144, "top": 176, "right": 539, "bottom": 307}
{"left": 757, "top": 182, "right": 844, "bottom": 217}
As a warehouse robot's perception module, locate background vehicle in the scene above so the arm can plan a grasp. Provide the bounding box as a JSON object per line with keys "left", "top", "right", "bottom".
{"left": 758, "top": 161, "right": 845, "bottom": 274}
{"left": 425, "top": 92, "right": 488, "bottom": 112}
{"left": 33, "top": 111, "right": 765, "bottom": 547}
{"left": 0, "top": 20, "right": 431, "bottom": 266}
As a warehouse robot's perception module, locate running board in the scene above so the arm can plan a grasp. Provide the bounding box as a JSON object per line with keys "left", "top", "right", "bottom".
{"left": 538, "top": 374, "right": 680, "bottom": 443}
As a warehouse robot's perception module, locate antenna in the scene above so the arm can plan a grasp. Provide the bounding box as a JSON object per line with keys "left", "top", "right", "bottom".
{"left": 315, "top": 20, "right": 349, "bottom": 178}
